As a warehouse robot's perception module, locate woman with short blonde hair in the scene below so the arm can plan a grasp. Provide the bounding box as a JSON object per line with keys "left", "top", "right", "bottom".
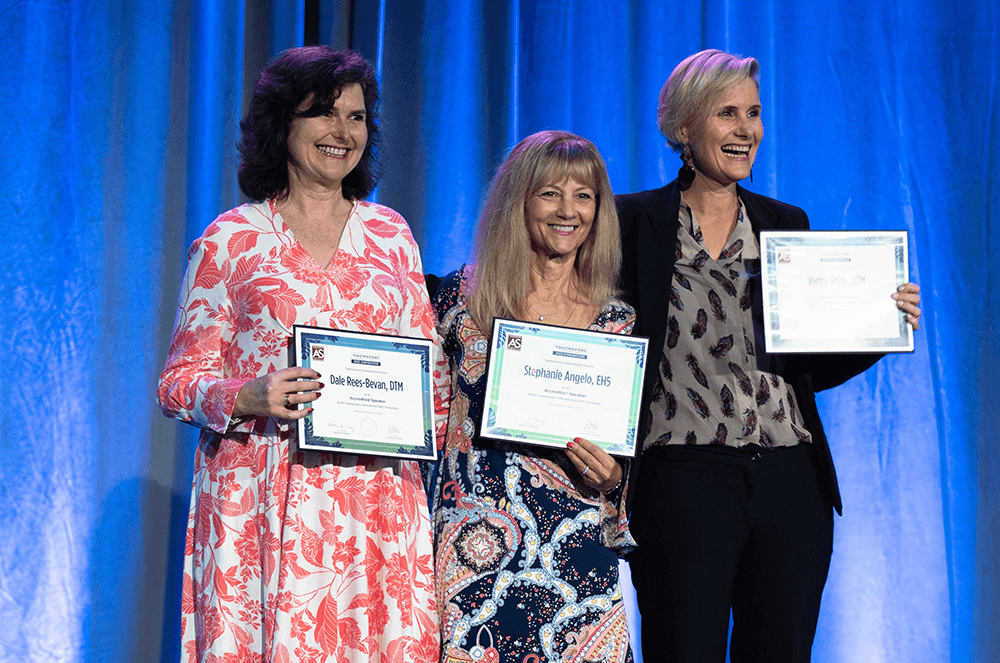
{"left": 657, "top": 49, "right": 760, "bottom": 152}
{"left": 618, "top": 49, "right": 922, "bottom": 662}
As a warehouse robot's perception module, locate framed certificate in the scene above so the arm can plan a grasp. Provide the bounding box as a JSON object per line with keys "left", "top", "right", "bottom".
{"left": 292, "top": 325, "right": 436, "bottom": 460}
{"left": 480, "top": 318, "right": 649, "bottom": 456}
{"left": 761, "top": 231, "right": 913, "bottom": 353}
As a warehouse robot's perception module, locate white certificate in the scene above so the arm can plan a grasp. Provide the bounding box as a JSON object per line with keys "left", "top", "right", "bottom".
{"left": 761, "top": 231, "right": 912, "bottom": 353}
{"left": 480, "top": 318, "right": 649, "bottom": 456}
{"left": 292, "top": 325, "right": 436, "bottom": 460}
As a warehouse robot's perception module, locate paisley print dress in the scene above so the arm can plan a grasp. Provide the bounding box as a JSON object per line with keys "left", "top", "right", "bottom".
{"left": 158, "top": 199, "right": 448, "bottom": 663}
{"left": 430, "top": 267, "right": 635, "bottom": 663}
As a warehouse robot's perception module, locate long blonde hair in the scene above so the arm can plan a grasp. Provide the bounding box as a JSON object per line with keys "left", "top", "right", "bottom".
{"left": 467, "top": 130, "right": 621, "bottom": 337}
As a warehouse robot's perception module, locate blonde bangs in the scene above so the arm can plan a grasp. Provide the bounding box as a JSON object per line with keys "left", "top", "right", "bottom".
{"left": 529, "top": 150, "right": 602, "bottom": 195}
{"left": 467, "top": 130, "right": 621, "bottom": 338}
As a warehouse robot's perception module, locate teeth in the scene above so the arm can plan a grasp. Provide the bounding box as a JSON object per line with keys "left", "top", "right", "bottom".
{"left": 549, "top": 225, "right": 576, "bottom": 232}
{"left": 722, "top": 145, "right": 750, "bottom": 155}
{"left": 317, "top": 145, "right": 347, "bottom": 157}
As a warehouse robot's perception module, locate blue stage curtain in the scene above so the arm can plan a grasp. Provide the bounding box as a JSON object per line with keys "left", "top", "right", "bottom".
{"left": 369, "top": 3, "right": 998, "bottom": 662}
{"left": 0, "top": 0, "right": 996, "bottom": 661}
{"left": 0, "top": 0, "right": 302, "bottom": 660}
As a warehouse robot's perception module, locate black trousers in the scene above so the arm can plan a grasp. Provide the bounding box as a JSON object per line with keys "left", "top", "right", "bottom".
{"left": 627, "top": 443, "right": 834, "bottom": 663}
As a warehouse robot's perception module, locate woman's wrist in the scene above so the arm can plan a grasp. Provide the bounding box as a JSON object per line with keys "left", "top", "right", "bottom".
{"left": 601, "top": 463, "right": 624, "bottom": 495}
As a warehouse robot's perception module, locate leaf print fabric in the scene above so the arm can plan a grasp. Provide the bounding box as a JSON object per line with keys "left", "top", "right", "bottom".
{"left": 644, "top": 197, "right": 810, "bottom": 452}
{"left": 158, "top": 200, "right": 448, "bottom": 663}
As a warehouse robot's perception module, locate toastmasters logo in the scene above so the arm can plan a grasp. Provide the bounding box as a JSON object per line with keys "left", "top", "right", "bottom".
{"left": 506, "top": 335, "right": 522, "bottom": 351}
{"left": 311, "top": 346, "right": 325, "bottom": 360}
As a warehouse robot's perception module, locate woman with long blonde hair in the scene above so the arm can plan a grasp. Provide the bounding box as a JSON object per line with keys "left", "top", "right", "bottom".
{"left": 430, "top": 130, "right": 636, "bottom": 662}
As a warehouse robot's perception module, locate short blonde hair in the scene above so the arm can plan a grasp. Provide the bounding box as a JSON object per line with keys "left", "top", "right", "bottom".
{"left": 657, "top": 49, "right": 760, "bottom": 152}
{"left": 467, "top": 130, "right": 621, "bottom": 336}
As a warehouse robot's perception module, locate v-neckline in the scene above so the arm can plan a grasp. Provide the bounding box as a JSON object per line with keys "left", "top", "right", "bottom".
{"left": 681, "top": 199, "right": 748, "bottom": 266}
{"left": 274, "top": 199, "right": 358, "bottom": 271}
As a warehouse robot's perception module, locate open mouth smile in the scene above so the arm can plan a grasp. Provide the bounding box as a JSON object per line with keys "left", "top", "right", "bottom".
{"left": 721, "top": 145, "right": 751, "bottom": 159}
{"left": 548, "top": 224, "right": 578, "bottom": 234}
{"left": 317, "top": 145, "right": 348, "bottom": 158}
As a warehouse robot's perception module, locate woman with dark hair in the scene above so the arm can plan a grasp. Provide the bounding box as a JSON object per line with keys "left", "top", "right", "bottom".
{"left": 431, "top": 130, "right": 635, "bottom": 662}
{"left": 617, "top": 49, "right": 922, "bottom": 662}
{"left": 159, "top": 46, "right": 444, "bottom": 662}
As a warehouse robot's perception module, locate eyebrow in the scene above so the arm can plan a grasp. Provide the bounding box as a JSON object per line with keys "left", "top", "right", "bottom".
{"left": 331, "top": 96, "right": 366, "bottom": 115}
{"left": 534, "top": 184, "right": 594, "bottom": 194}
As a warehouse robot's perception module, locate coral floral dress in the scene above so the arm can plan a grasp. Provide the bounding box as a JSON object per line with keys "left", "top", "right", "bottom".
{"left": 158, "top": 199, "right": 447, "bottom": 663}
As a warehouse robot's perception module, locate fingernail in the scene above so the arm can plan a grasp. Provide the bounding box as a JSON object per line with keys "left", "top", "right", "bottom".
{"left": 897, "top": 284, "right": 905, "bottom": 292}
{"left": 567, "top": 441, "right": 576, "bottom": 449}
{"left": 891, "top": 293, "right": 898, "bottom": 300}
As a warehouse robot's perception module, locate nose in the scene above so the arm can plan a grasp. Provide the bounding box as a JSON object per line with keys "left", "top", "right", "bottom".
{"left": 327, "top": 114, "right": 346, "bottom": 138}
{"left": 736, "top": 113, "right": 759, "bottom": 141}
{"left": 557, "top": 196, "right": 576, "bottom": 218}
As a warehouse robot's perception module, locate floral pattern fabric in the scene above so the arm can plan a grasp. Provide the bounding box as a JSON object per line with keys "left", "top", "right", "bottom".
{"left": 158, "top": 199, "right": 448, "bottom": 663}
{"left": 429, "top": 267, "right": 636, "bottom": 663}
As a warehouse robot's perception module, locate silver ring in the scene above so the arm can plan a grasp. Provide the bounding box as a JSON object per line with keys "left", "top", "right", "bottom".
{"left": 581, "top": 466, "right": 590, "bottom": 477}
{"left": 285, "top": 393, "right": 291, "bottom": 408}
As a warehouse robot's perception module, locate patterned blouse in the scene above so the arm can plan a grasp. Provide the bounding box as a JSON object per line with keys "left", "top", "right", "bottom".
{"left": 644, "top": 197, "right": 811, "bottom": 451}
{"left": 431, "top": 266, "right": 636, "bottom": 663}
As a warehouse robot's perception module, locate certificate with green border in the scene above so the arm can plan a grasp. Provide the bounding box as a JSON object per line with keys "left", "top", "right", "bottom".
{"left": 481, "top": 318, "right": 648, "bottom": 456}
{"left": 761, "top": 231, "right": 913, "bottom": 353}
{"left": 293, "top": 325, "right": 436, "bottom": 460}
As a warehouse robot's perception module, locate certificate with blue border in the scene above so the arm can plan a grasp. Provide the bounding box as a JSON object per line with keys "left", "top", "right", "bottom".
{"left": 292, "top": 325, "right": 436, "bottom": 460}
{"left": 761, "top": 231, "right": 913, "bottom": 353}
{"left": 480, "top": 318, "right": 648, "bottom": 457}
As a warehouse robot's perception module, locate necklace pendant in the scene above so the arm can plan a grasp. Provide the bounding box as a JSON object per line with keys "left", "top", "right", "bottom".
{"left": 538, "top": 315, "right": 544, "bottom": 321}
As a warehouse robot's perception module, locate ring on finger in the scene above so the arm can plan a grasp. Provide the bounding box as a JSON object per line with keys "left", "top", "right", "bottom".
{"left": 285, "top": 393, "right": 291, "bottom": 408}
{"left": 581, "top": 465, "right": 590, "bottom": 477}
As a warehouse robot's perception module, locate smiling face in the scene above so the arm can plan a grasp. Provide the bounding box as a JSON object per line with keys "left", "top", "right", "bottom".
{"left": 680, "top": 78, "right": 762, "bottom": 187}
{"left": 525, "top": 175, "right": 597, "bottom": 261}
{"left": 286, "top": 83, "right": 367, "bottom": 194}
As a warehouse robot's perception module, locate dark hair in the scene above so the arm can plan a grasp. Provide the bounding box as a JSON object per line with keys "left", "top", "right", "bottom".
{"left": 237, "top": 46, "right": 381, "bottom": 201}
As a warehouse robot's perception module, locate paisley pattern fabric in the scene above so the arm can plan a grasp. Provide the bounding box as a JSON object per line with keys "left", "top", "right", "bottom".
{"left": 430, "top": 267, "right": 636, "bottom": 663}
{"left": 158, "top": 199, "right": 448, "bottom": 663}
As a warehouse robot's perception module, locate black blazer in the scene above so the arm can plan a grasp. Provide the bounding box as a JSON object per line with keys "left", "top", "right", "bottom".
{"left": 616, "top": 181, "right": 882, "bottom": 515}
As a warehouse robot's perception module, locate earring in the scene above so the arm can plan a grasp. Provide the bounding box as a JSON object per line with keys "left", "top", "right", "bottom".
{"left": 678, "top": 150, "right": 695, "bottom": 189}
{"left": 749, "top": 168, "right": 753, "bottom": 184}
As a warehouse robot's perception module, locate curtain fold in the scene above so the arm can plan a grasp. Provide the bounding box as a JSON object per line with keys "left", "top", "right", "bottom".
{"left": 0, "top": 1, "right": 995, "bottom": 661}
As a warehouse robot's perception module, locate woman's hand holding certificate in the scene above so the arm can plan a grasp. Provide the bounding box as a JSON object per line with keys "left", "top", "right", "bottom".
{"left": 292, "top": 325, "right": 436, "bottom": 460}
{"left": 761, "top": 231, "right": 917, "bottom": 353}
{"left": 480, "top": 318, "right": 648, "bottom": 457}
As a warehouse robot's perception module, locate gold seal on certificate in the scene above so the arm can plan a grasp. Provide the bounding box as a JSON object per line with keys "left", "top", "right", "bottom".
{"left": 480, "top": 318, "right": 649, "bottom": 456}
{"left": 761, "top": 231, "right": 913, "bottom": 353}
{"left": 292, "top": 325, "right": 436, "bottom": 460}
